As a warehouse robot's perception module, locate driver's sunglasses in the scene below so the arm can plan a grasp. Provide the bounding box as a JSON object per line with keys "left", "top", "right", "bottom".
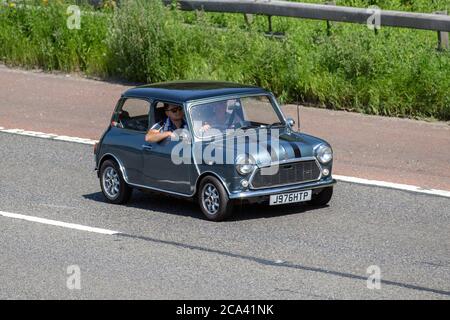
{"left": 167, "top": 107, "right": 182, "bottom": 113}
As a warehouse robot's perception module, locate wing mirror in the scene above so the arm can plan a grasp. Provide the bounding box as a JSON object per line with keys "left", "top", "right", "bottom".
{"left": 286, "top": 117, "right": 295, "bottom": 128}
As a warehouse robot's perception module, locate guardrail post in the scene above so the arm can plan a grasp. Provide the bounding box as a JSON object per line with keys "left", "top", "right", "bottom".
{"left": 435, "top": 11, "right": 449, "bottom": 50}
{"left": 244, "top": 13, "right": 253, "bottom": 27}
{"left": 325, "top": 1, "right": 336, "bottom": 36}
{"left": 268, "top": 15, "right": 273, "bottom": 34}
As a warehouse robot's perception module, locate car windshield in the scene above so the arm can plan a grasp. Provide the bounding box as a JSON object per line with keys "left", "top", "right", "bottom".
{"left": 189, "top": 95, "right": 284, "bottom": 137}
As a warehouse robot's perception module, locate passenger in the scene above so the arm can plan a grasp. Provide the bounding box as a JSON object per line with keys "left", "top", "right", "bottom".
{"left": 200, "top": 99, "right": 243, "bottom": 133}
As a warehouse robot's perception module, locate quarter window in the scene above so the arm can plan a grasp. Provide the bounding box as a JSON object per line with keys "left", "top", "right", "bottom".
{"left": 118, "top": 98, "right": 150, "bottom": 132}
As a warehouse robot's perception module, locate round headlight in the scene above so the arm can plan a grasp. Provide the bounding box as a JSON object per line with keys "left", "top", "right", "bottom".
{"left": 235, "top": 154, "right": 255, "bottom": 175}
{"left": 316, "top": 145, "right": 333, "bottom": 164}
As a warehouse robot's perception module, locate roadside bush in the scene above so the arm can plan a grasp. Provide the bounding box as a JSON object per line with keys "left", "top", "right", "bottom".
{"left": 0, "top": 1, "right": 109, "bottom": 75}
{"left": 0, "top": 0, "right": 448, "bottom": 120}
{"left": 107, "top": 0, "right": 299, "bottom": 101}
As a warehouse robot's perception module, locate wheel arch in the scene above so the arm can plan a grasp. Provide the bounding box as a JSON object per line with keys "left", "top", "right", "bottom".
{"left": 194, "top": 172, "right": 231, "bottom": 197}
{"left": 97, "top": 153, "right": 128, "bottom": 182}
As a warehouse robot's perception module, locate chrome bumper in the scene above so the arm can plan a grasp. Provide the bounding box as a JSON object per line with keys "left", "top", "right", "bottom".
{"left": 229, "top": 178, "right": 336, "bottom": 200}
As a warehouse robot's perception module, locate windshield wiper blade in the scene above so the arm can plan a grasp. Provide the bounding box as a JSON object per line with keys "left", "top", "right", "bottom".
{"left": 267, "top": 122, "right": 284, "bottom": 128}
{"left": 238, "top": 124, "right": 259, "bottom": 130}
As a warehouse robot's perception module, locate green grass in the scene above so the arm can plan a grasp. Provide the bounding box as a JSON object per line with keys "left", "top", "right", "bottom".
{"left": 0, "top": 0, "right": 449, "bottom": 120}
{"left": 0, "top": 1, "right": 110, "bottom": 75}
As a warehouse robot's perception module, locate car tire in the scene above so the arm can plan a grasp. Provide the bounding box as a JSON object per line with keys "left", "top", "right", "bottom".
{"left": 100, "top": 159, "right": 132, "bottom": 204}
{"left": 308, "top": 187, "right": 333, "bottom": 206}
{"left": 198, "top": 176, "right": 234, "bottom": 221}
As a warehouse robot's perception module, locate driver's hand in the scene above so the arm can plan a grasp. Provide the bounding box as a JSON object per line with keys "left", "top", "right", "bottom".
{"left": 200, "top": 124, "right": 211, "bottom": 133}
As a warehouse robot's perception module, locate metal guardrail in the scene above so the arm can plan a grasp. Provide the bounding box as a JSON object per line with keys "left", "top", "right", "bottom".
{"left": 162, "top": 0, "right": 450, "bottom": 49}
{"left": 163, "top": 0, "right": 450, "bottom": 32}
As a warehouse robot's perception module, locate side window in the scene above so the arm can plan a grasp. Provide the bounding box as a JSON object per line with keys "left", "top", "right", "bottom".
{"left": 149, "top": 101, "right": 186, "bottom": 130}
{"left": 118, "top": 98, "right": 150, "bottom": 132}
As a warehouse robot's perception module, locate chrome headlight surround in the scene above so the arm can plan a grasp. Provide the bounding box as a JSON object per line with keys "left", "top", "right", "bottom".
{"left": 235, "top": 154, "right": 256, "bottom": 176}
{"left": 315, "top": 144, "right": 333, "bottom": 164}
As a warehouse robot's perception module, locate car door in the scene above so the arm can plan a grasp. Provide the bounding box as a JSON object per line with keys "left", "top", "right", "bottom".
{"left": 142, "top": 101, "right": 192, "bottom": 195}
{"left": 107, "top": 97, "right": 150, "bottom": 185}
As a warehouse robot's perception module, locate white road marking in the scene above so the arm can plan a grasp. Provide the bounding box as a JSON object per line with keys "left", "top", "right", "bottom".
{"left": 0, "top": 211, "right": 120, "bottom": 235}
{"left": 0, "top": 128, "right": 96, "bottom": 145}
{"left": 1, "top": 127, "right": 450, "bottom": 198}
{"left": 333, "top": 175, "right": 450, "bottom": 198}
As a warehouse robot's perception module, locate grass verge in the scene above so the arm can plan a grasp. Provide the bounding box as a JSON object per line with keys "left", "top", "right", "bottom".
{"left": 0, "top": 0, "right": 449, "bottom": 120}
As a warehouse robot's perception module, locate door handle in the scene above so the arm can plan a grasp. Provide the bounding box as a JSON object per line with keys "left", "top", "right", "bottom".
{"left": 142, "top": 144, "right": 153, "bottom": 151}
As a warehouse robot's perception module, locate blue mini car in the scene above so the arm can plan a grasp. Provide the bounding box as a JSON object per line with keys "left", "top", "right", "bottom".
{"left": 94, "top": 81, "right": 336, "bottom": 221}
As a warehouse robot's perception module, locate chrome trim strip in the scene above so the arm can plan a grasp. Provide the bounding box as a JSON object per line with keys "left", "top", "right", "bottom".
{"left": 98, "top": 153, "right": 130, "bottom": 181}
{"left": 98, "top": 153, "right": 233, "bottom": 198}
{"left": 98, "top": 153, "right": 195, "bottom": 198}
{"left": 127, "top": 182, "right": 194, "bottom": 198}
{"left": 186, "top": 92, "right": 271, "bottom": 108}
{"left": 248, "top": 157, "right": 324, "bottom": 190}
{"left": 230, "top": 179, "right": 336, "bottom": 199}
{"left": 257, "top": 156, "right": 318, "bottom": 167}
{"left": 191, "top": 141, "right": 202, "bottom": 177}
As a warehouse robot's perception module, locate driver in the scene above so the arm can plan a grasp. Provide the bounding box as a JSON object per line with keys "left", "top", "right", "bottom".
{"left": 145, "top": 103, "right": 188, "bottom": 143}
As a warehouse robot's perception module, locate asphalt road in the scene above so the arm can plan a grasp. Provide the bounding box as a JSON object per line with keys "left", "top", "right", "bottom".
{"left": 1, "top": 65, "right": 450, "bottom": 190}
{"left": 0, "top": 132, "right": 449, "bottom": 299}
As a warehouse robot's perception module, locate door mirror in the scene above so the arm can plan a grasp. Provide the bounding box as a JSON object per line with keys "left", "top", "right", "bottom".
{"left": 286, "top": 117, "right": 295, "bottom": 128}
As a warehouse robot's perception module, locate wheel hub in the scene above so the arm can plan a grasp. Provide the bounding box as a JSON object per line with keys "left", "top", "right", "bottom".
{"left": 202, "top": 183, "right": 220, "bottom": 215}
{"left": 103, "top": 167, "right": 120, "bottom": 199}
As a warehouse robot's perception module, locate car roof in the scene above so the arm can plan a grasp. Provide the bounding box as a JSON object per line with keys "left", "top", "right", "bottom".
{"left": 123, "top": 81, "right": 270, "bottom": 103}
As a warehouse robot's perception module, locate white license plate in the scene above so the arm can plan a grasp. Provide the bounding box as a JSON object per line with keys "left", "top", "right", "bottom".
{"left": 269, "top": 190, "right": 312, "bottom": 205}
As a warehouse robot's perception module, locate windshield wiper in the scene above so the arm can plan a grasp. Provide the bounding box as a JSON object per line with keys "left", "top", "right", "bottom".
{"left": 237, "top": 124, "right": 260, "bottom": 130}
{"left": 239, "top": 126, "right": 257, "bottom": 131}
{"left": 266, "top": 121, "right": 284, "bottom": 128}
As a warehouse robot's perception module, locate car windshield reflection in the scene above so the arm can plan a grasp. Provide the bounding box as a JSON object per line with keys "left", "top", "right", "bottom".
{"left": 189, "top": 95, "right": 284, "bottom": 138}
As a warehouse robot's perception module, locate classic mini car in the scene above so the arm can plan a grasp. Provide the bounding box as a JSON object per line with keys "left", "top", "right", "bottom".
{"left": 94, "top": 81, "right": 336, "bottom": 221}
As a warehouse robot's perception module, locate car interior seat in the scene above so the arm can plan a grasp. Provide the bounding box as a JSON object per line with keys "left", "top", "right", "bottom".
{"left": 118, "top": 110, "right": 130, "bottom": 128}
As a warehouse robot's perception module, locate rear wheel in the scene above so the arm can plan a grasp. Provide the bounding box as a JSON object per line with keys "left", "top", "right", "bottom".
{"left": 198, "top": 176, "right": 234, "bottom": 221}
{"left": 100, "top": 159, "right": 132, "bottom": 204}
{"left": 308, "top": 187, "right": 333, "bottom": 206}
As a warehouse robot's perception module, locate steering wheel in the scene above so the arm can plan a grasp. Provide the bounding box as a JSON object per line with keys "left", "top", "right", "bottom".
{"left": 226, "top": 105, "right": 246, "bottom": 129}
{"left": 225, "top": 107, "right": 237, "bottom": 128}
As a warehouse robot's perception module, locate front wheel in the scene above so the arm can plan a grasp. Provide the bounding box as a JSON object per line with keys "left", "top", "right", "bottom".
{"left": 100, "top": 159, "right": 132, "bottom": 204}
{"left": 198, "top": 176, "right": 234, "bottom": 221}
{"left": 308, "top": 187, "right": 333, "bottom": 206}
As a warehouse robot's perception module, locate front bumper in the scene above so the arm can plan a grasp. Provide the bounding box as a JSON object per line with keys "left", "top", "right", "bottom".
{"left": 228, "top": 178, "right": 336, "bottom": 200}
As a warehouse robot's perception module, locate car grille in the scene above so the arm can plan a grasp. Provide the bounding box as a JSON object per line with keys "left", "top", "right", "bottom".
{"left": 250, "top": 160, "right": 321, "bottom": 189}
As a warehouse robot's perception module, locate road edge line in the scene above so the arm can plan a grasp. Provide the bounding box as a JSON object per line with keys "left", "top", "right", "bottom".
{"left": 0, "top": 210, "right": 120, "bottom": 235}
{"left": 1, "top": 127, "right": 450, "bottom": 198}
{"left": 334, "top": 175, "right": 450, "bottom": 198}
{"left": 0, "top": 127, "right": 96, "bottom": 145}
